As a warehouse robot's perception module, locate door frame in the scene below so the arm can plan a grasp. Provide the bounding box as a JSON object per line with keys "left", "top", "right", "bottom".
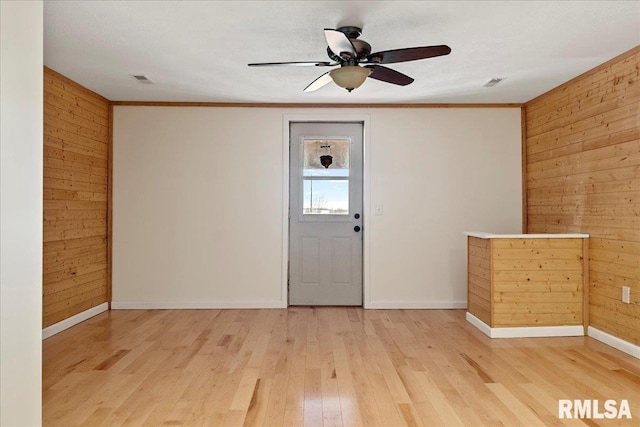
{"left": 282, "top": 114, "right": 371, "bottom": 308}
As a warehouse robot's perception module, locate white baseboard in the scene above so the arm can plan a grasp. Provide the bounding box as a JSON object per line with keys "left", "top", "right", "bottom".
{"left": 111, "top": 300, "right": 287, "bottom": 309}
{"left": 588, "top": 326, "right": 640, "bottom": 359}
{"left": 466, "top": 312, "right": 493, "bottom": 336}
{"left": 466, "top": 312, "right": 584, "bottom": 338}
{"left": 112, "top": 300, "right": 463, "bottom": 310}
{"left": 42, "top": 302, "right": 109, "bottom": 340}
{"left": 365, "top": 300, "right": 467, "bottom": 309}
{"left": 364, "top": 300, "right": 467, "bottom": 310}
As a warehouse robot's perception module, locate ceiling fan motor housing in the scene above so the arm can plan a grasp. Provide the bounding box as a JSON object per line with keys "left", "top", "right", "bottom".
{"left": 351, "top": 39, "right": 371, "bottom": 59}
{"left": 336, "top": 26, "right": 362, "bottom": 39}
{"left": 327, "top": 26, "right": 371, "bottom": 62}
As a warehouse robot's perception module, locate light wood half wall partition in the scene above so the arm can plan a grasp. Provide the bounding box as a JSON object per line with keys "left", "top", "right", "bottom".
{"left": 468, "top": 236, "right": 586, "bottom": 329}
{"left": 525, "top": 46, "right": 640, "bottom": 346}
{"left": 43, "top": 67, "right": 110, "bottom": 328}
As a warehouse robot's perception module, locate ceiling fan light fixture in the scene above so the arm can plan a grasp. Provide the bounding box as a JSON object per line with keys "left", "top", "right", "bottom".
{"left": 330, "top": 66, "right": 371, "bottom": 92}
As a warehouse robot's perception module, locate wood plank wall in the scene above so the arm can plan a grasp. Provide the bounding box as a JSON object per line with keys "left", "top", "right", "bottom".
{"left": 492, "top": 238, "right": 584, "bottom": 327}
{"left": 467, "top": 237, "right": 492, "bottom": 326}
{"left": 525, "top": 46, "right": 640, "bottom": 345}
{"left": 468, "top": 237, "right": 585, "bottom": 328}
{"left": 43, "top": 67, "right": 110, "bottom": 328}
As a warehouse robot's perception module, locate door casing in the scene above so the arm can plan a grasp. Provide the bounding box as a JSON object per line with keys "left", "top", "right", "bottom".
{"left": 281, "top": 114, "right": 371, "bottom": 308}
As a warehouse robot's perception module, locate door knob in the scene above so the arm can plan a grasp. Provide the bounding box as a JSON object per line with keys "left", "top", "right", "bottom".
{"left": 354, "top": 226, "right": 361, "bottom": 232}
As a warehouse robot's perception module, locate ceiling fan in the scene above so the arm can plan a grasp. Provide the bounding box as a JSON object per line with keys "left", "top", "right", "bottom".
{"left": 248, "top": 26, "right": 451, "bottom": 93}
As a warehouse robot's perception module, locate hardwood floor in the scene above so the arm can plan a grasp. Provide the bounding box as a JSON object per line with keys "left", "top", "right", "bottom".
{"left": 43, "top": 308, "right": 639, "bottom": 426}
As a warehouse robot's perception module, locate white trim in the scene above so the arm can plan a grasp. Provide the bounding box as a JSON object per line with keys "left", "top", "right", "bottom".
{"left": 281, "top": 116, "right": 290, "bottom": 307}
{"left": 466, "top": 312, "right": 492, "bottom": 336}
{"left": 464, "top": 231, "right": 589, "bottom": 239}
{"left": 466, "top": 312, "right": 584, "bottom": 338}
{"left": 362, "top": 117, "right": 372, "bottom": 309}
{"left": 588, "top": 326, "right": 640, "bottom": 359}
{"left": 42, "top": 302, "right": 108, "bottom": 340}
{"left": 282, "top": 114, "right": 372, "bottom": 309}
{"left": 367, "top": 301, "right": 467, "bottom": 309}
{"left": 111, "top": 301, "right": 286, "bottom": 309}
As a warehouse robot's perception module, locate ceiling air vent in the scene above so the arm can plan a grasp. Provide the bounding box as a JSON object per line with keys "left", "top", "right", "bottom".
{"left": 131, "top": 74, "right": 154, "bottom": 84}
{"left": 483, "top": 77, "right": 504, "bottom": 88}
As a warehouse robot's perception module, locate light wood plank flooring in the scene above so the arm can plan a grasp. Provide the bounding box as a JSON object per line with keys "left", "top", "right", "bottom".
{"left": 43, "top": 308, "right": 639, "bottom": 426}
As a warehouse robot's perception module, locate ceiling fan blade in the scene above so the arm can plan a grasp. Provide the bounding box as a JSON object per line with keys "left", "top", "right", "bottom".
{"left": 324, "top": 29, "right": 357, "bottom": 58}
{"left": 303, "top": 71, "right": 333, "bottom": 92}
{"left": 368, "top": 45, "right": 451, "bottom": 64}
{"left": 248, "top": 61, "right": 335, "bottom": 67}
{"left": 365, "top": 65, "right": 414, "bottom": 86}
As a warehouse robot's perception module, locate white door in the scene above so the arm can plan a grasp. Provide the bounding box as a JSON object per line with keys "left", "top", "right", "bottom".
{"left": 289, "top": 122, "right": 363, "bottom": 305}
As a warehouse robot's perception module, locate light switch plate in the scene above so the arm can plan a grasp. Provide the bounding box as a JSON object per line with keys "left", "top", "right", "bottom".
{"left": 622, "top": 286, "right": 630, "bottom": 304}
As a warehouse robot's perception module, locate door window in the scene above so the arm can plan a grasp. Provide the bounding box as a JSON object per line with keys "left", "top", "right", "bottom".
{"left": 301, "top": 138, "right": 350, "bottom": 215}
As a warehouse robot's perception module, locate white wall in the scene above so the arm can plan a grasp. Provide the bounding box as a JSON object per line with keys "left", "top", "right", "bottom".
{"left": 0, "top": 2, "right": 44, "bottom": 426}
{"left": 367, "top": 109, "right": 521, "bottom": 307}
{"left": 113, "top": 106, "right": 521, "bottom": 308}
{"left": 113, "top": 108, "right": 286, "bottom": 307}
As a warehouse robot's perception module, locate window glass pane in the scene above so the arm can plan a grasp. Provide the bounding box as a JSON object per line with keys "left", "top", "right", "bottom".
{"left": 303, "top": 139, "right": 349, "bottom": 177}
{"left": 303, "top": 179, "right": 349, "bottom": 215}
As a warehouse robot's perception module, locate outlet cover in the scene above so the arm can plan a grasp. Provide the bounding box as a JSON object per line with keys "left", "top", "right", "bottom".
{"left": 622, "top": 286, "right": 630, "bottom": 304}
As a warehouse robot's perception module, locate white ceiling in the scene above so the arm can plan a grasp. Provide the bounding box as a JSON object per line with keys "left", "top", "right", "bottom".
{"left": 44, "top": 1, "right": 640, "bottom": 104}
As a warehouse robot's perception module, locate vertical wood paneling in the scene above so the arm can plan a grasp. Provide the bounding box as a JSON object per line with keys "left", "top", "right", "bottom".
{"left": 525, "top": 46, "right": 640, "bottom": 345}
{"left": 43, "top": 67, "right": 110, "bottom": 327}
